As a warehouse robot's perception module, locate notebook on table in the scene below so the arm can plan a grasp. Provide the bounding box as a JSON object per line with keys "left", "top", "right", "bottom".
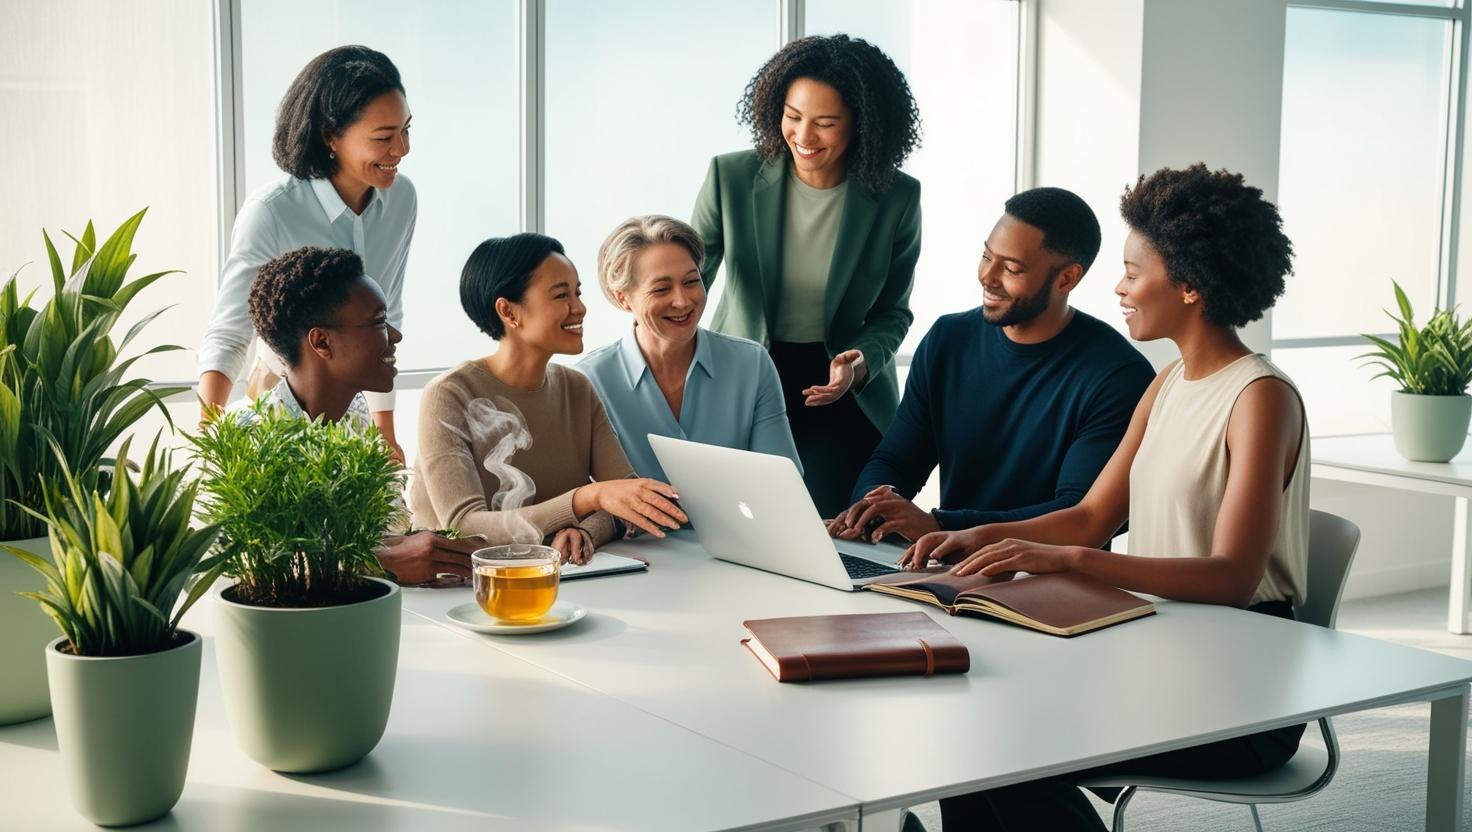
{"left": 866, "top": 571, "right": 1155, "bottom": 637}
{"left": 741, "top": 611, "right": 970, "bottom": 682}
{"left": 559, "top": 551, "right": 647, "bottom": 580}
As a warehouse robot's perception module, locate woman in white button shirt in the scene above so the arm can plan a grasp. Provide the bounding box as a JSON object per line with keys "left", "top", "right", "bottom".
{"left": 199, "top": 45, "right": 415, "bottom": 461}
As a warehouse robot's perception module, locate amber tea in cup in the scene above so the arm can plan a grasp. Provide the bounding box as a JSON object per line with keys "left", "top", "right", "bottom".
{"left": 473, "top": 544, "right": 560, "bottom": 622}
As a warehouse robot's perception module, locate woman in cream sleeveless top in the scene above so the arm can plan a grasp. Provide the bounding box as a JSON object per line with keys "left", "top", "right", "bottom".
{"left": 900, "top": 165, "right": 1308, "bottom": 832}
{"left": 1130, "top": 352, "right": 1309, "bottom": 607}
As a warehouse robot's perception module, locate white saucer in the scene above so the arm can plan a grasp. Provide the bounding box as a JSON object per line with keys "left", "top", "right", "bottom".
{"left": 446, "top": 600, "right": 587, "bottom": 635}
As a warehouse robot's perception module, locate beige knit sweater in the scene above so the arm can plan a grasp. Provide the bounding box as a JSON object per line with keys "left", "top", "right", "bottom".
{"left": 408, "top": 360, "right": 633, "bottom": 545}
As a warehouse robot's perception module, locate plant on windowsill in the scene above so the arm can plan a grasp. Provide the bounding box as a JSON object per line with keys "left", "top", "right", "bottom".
{"left": 3, "top": 438, "right": 223, "bottom": 826}
{"left": 188, "top": 401, "right": 407, "bottom": 773}
{"left": 0, "top": 210, "right": 185, "bottom": 726}
{"left": 1359, "top": 280, "right": 1472, "bottom": 462}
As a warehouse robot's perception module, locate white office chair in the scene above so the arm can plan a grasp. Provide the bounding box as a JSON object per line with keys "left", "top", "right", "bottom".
{"left": 1080, "top": 509, "right": 1362, "bottom": 832}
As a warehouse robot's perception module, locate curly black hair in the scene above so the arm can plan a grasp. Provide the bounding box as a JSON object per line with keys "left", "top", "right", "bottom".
{"left": 272, "top": 45, "right": 404, "bottom": 180}
{"left": 1120, "top": 164, "right": 1294, "bottom": 328}
{"left": 249, "top": 246, "right": 366, "bottom": 366}
{"left": 460, "top": 233, "right": 567, "bottom": 340}
{"left": 737, "top": 34, "right": 920, "bottom": 193}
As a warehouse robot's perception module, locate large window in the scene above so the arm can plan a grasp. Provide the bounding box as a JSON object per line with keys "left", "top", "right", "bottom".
{"left": 541, "top": 0, "right": 1022, "bottom": 358}
{"left": 1275, "top": 3, "right": 1460, "bottom": 435}
{"left": 239, "top": 0, "right": 520, "bottom": 372}
{"left": 806, "top": 0, "right": 1021, "bottom": 354}
{"left": 5, "top": 1, "right": 1025, "bottom": 390}
{"left": 543, "top": 0, "right": 774, "bottom": 353}
{"left": 0, "top": 0, "right": 218, "bottom": 384}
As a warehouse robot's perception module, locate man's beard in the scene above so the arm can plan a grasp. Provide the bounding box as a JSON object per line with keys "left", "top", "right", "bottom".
{"left": 981, "top": 265, "right": 1062, "bottom": 327}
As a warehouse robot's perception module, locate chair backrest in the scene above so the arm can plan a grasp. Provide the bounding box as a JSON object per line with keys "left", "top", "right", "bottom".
{"left": 1298, "top": 509, "right": 1362, "bottom": 629}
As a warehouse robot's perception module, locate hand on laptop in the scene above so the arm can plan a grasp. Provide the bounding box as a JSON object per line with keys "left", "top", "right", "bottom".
{"left": 898, "top": 526, "right": 990, "bottom": 571}
{"left": 828, "top": 485, "right": 940, "bottom": 545}
{"left": 577, "top": 478, "right": 688, "bottom": 538}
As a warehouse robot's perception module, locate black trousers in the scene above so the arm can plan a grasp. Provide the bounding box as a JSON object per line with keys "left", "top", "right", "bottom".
{"left": 939, "top": 600, "right": 1307, "bottom": 832}
{"left": 769, "top": 341, "right": 883, "bottom": 519}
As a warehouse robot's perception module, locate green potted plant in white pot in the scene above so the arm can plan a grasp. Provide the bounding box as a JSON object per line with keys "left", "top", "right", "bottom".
{"left": 1361, "top": 280, "right": 1472, "bottom": 462}
{"left": 189, "top": 402, "right": 405, "bottom": 773}
{"left": 4, "top": 438, "right": 223, "bottom": 826}
{"left": 0, "top": 211, "right": 184, "bottom": 724}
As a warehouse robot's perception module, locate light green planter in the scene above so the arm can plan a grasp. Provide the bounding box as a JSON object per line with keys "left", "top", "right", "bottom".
{"left": 1391, "top": 391, "right": 1472, "bottom": 462}
{"left": 46, "top": 631, "right": 201, "bottom": 827}
{"left": 214, "top": 577, "right": 400, "bottom": 773}
{"left": 1, "top": 536, "right": 56, "bottom": 725}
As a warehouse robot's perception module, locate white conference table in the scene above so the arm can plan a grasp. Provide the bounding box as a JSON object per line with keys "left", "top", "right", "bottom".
{"left": 0, "top": 603, "right": 858, "bottom": 831}
{"left": 401, "top": 531, "right": 1472, "bottom": 832}
{"left": 5, "top": 530, "right": 1472, "bottom": 831}
{"left": 1312, "top": 433, "right": 1472, "bottom": 634}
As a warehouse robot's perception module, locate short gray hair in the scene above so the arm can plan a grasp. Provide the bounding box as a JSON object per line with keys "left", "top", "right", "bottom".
{"left": 596, "top": 215, "right": 706, "bottom": 307}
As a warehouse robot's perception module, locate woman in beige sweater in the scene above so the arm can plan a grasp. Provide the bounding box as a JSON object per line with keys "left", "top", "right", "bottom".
{"left": 409, "top": 233, "right": 686, "bottom": 564}
{"left": 900, "top": 165, "right": 1307, "bottom": 832}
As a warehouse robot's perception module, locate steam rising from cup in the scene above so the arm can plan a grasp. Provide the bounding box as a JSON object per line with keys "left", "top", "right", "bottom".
{"left": 441, "top": 396, "right": 542, "bottom": 544}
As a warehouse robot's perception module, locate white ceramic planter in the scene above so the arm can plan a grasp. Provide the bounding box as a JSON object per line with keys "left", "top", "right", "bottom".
{"left": 46, "top": 631, "right": 201, "bottom": 826}
{"left": 1391, "top": 391, "right": 1472, "bottom": 462}
{"left": 0, "top": 536, "right": 56, "bottom": 725}
{"left": 213, "top": 577, "right": 401, "bottom": 773}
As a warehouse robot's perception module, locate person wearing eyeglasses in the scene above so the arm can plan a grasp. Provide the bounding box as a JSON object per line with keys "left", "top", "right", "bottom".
{"left": 199, "top": 45, "right": 415, "bottom": 463}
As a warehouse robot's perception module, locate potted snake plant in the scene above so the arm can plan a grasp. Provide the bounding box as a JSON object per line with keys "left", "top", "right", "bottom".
{"left": 4, "top": 438, "right": 223, "bottom": 826}
{"left": 1361, "top": 280, "right": 1472, "bottom": 462}
{"left": 189, "top": 401, "right": 406, "bottom": 773}
{"left": 0, "top": 210, "right": 184, "bottom": 724}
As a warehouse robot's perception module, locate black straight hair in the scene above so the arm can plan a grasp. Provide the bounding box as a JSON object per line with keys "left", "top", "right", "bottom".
{"left": 460, "top": 233, "right": 568, "bottom": 340}
{"left": 272, "top": 45, "right": 404, "bottom": 180}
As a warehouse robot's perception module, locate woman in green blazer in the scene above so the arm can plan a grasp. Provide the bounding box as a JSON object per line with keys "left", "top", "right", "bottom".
{"left": 692, "top": 34, "right": 923, "bottom": 517}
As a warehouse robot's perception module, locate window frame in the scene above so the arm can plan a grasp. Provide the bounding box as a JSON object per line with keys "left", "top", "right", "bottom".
{"left": 198, "top": 0, "right": 1030, "bottom": 394}
{"left": 1275, "top": 0, "right": 1471, "bottom": 352}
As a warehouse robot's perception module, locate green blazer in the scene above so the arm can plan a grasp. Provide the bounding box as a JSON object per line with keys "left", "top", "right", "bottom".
{"left": 690, "top": 150, "right": 922, "bottom": 434}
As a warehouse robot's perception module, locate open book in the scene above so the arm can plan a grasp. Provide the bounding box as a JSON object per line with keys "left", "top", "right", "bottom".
{"left": 866, "top": 571, "right": 1154, "bottom": 637}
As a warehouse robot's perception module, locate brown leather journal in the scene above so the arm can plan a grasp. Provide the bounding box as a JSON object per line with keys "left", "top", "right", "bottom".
{"left": 741, "top": 612, "right": 970, "bottom": 682}
{"left": 866, "top": 571, "right": 1155, "bottom": 637}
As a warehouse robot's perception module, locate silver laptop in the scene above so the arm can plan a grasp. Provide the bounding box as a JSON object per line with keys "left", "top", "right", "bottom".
{"left": 648, "top": 434, "right": 907, "bottom": 591}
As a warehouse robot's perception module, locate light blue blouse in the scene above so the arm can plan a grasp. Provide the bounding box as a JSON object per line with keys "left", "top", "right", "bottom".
{"left": 578, "top": 327, "right": 801, "bottom": 482}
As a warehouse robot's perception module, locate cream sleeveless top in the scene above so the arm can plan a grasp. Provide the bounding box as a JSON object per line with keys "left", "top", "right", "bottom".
{"left": 1128, "top": 354, "right": 1309, "bottom": 606}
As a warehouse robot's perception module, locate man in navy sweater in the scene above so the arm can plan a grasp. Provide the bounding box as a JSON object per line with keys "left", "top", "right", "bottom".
{"left": 828, "top": 187, "right": 1154, "bottom": 548}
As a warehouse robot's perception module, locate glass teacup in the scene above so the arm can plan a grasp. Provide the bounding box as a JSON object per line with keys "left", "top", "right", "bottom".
{"left": 472, "top": 544, "right": 560, "bottom": 622}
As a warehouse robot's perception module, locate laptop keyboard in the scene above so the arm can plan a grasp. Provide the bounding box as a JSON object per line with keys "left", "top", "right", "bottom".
{"left": 840, "top": 552, "right": 900, "bottom": 579}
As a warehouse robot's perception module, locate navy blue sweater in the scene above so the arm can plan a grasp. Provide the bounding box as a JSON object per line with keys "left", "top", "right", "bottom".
{"left": 852, "top": 308, "right": 1155, "bottom": 530}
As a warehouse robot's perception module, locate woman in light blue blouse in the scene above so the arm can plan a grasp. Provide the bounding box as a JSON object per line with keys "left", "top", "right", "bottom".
{"left": 579, "top": 215, "right": 801, "bottom": 482}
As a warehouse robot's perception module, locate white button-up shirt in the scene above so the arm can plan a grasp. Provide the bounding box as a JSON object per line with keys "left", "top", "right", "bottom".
{"left": 198, "top": 173, "right": 417, "bottom": 411}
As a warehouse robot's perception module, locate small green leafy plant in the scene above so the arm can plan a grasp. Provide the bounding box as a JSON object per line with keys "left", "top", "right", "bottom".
{"left": 3, "top": 437, "right": 225, "bottom": 657}
{"left": 1360, "top": 280, "right": 1472, "bottom": 396}
{"left": 0, "top": 209, "right": 185, "bottom": 540}
{"left": 188, "top": 401, "right": 406, "bottom": 608}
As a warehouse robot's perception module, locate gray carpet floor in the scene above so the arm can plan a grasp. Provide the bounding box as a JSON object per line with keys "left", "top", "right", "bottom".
{"left": 906, "top": 587, "right": 1472, "bottom": 831}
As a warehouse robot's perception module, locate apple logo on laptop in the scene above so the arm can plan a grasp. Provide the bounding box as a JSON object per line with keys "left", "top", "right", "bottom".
{"left": 737, "top": 501, "right": 755, "bottom": 520}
